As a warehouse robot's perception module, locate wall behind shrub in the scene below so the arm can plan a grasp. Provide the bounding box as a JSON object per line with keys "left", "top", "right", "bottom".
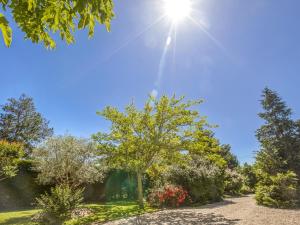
{"left": 0, "top": 165, "right": 136, "bottom": 210}
{"left": 0, "top": 160, "right": 50, "bottom": 210}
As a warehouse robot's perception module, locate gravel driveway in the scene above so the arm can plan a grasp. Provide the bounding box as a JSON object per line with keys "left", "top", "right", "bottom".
{"left": 103, "top": 195, "right": 300, "bottom": 225}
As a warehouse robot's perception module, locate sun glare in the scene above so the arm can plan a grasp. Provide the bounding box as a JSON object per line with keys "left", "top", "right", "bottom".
{"left": 164, "top": 0, "right": 191, "bottom": 23}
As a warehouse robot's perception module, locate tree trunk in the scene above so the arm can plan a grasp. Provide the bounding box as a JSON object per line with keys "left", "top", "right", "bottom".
{"left": 136, "top": 171, "right": 144, "bottom": 209}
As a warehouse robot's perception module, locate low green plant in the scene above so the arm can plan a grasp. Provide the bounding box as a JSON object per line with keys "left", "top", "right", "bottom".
{"left": 255, "top": 171, "right": 298, "bottom": 208}
{"left": 35, "top": 185, "right": 83, "bottom": 224}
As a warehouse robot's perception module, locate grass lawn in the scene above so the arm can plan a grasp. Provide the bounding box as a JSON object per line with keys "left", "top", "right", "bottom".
{"left": 0, "top": 201, "right": 156, "bottom": 225}
{"left": 0, "top": 209, "right": 39, "bottom": 225}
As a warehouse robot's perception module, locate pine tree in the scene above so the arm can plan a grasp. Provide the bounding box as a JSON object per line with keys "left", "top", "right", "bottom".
{"left": 0, "top": 94, "right": 53, "bottom": 154}
{"left": 256, "top": 88, "right": 299, "bottom": 176}
{"left": 255, "top": 88, "right": 300, "bottom": 207}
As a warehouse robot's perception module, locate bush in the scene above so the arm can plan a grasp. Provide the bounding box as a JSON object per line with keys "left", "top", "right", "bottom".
{"left": 166, "top": 156, "right": 224, "bottom": 203}
{"left": 147, "top": 184, "right": 190, "bottom": 208}
{"left": 240, "top": 163, "right": 257, "bottom": 192}
{"left": 240, "top": 184, "right": 253, "bottom": 194}
{"left": 224, "top": 169, "right": 243, "bottom": 195}
{"left": 34, "top": 185, "right": 83, "bottom": 224}
{"left": 0, "top": 140, "right": 24, "bottom": 181}
{"left": 255, "top": 171, "right": 298, "bottom": 208}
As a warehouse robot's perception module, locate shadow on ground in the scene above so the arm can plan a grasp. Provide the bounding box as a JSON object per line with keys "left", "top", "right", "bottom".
{"left": 198, "top": 199, "right": 236, "bottom": 209}
{"left": 120, "top": 210, "right": 240, "bottom": 225}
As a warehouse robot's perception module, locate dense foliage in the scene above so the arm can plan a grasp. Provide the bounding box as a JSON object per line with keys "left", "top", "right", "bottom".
{"left": 255, "top": 171, "right": 298, "bottom": 208}
{"left": 0, "top": 0, "right": 114, "bottom": 48}
{"left": 224, "top": 169, "right": 243, "bottom": 195}
{"left": 219, "top": 145, "right": 243, "bottom": 195}
{"left": 35, "top": 185, "right": 84, "bottom": 224}
{"left": 32, "top": 135, "right": 105, "bottom": 188}
{"left": 165, "top": 156, "right": 224, "bottom": 203}
{"left": 0, "top": 140, "right": 24, "bottom": 181}
{"left": 240, "top": 163, "right": 257, "bottom": 194}
{"left": 0, "top": 94, "right": 53, "bottom": 154}
{"left": 255, "top": 88, "right": 300, "bottom": 207}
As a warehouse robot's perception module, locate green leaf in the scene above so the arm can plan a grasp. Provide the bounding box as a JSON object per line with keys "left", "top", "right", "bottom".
{"left": 27, "top": 0, "right": 37, "bottom": 11}
{"left": 0, "top": 13, "right": 12, "bottom": 47}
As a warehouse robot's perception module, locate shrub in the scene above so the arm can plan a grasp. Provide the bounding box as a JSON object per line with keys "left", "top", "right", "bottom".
{"left": 147, "top": 184, "right": 190, "bottom": 208}
{"left": 224, "top": 169, "right": 243, "bottom": 195}
{"left": 166, "top": 156, "right": 224, "bottom": 203}
{"left": 0, "top": 140, "right": 24, "bottom": 181}
{"left": 240, "top": 163, "right": 257, "bottom": 192}
{"left": 34, "top": 185, "right": 83, "bottom": 224}
{"left": 255, "top": 171, "right": 298, "bottom": 208}
{"left": 240, "top": 184, "right": 253, "bottom": 194}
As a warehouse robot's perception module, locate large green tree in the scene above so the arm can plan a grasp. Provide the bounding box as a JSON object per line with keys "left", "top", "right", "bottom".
{"left": 0, "top": 94, "right": 53, "bottom": 154}
{"left": 0, "top": 0, "right": 114, "bottom": 48}
{"left": 255, "top": 88, "right": 300, "bottom": 207}
{"left": 256, "top": 88, "right": 300, "bottom": 177}
{"left": 0, "top": 140, "right": 24, "bottom": 181}
{"left": 93, "top": 95, "right": 216, "bottom": 208}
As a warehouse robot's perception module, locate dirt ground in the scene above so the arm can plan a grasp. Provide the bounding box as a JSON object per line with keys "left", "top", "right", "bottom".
{"left": 103, "top": 195, "right": 300, "bottom": 225}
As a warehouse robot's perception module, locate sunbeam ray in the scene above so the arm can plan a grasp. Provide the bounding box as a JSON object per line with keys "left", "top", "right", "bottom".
{"left": 188, "top": 16, "right": 227, "bottom": 53}
{"left": 104, "top": 15, "right": 166, "bottom": 62}
{"left": 172, "top": 25, "right": 178, "bottom": 74}
{"left": 152, "top": 24, "right": 174, "bottom": 96}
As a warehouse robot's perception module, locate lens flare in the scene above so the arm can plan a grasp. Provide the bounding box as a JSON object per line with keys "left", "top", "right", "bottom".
{"left": 164, "top": 0, "right": 191, "bottom": 23}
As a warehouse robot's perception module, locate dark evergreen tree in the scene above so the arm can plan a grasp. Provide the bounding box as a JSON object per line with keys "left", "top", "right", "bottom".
{"left": 0, "top": 94, "right": 53, "bottom": 154}
{"left": 220, "top": 144, "right": 239, "bottom": 169}
{"left": 256, "top": 88, "right": 299, "bottom": 176}
{"left": 255, "top": 88, "right": 300, "bottom": 207}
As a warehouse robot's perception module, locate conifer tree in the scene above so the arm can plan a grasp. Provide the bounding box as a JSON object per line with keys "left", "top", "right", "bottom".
{"left": 255, "top": 88, "right": 300, "bottom": 207}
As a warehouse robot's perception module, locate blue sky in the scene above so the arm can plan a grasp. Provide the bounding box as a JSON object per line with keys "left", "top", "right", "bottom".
{"left": 1, "top": 0, "right": 300, "bottom": 163}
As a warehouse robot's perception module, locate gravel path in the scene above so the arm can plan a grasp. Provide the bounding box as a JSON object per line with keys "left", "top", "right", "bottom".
{"left": 103, "top": 195, "right": 300, "bottom": 225}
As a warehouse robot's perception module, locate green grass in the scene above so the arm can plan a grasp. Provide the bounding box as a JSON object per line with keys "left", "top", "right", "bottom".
{"left": 66, "top": 201, "right": 156, "bottom": 225}
{"left": 0, "top": 201, "right": 156, "bottom": 225}
{"left": 0, "top": 209, "right": 39, "bottom": 225}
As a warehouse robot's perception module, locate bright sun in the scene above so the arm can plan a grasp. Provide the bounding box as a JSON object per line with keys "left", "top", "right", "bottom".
{"left": 164, "top": 0, "right": 191, "bottom": 23}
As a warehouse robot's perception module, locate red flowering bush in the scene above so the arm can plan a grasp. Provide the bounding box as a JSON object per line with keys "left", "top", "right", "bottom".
{"left": 147, "top": 184, "right": 190, "bottom": 208}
